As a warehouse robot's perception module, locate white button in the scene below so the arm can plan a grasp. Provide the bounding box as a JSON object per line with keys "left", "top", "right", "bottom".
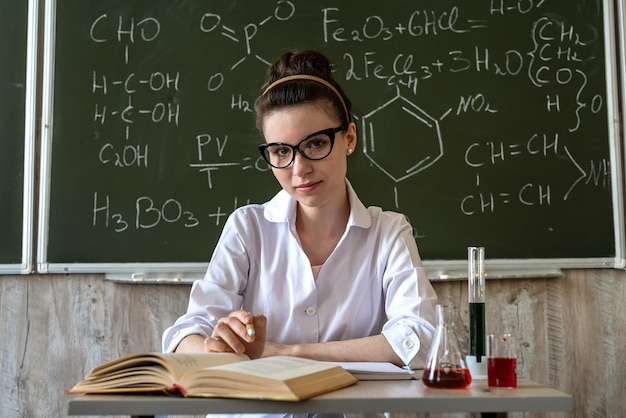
{"left": 305, "top": 306, "right": 317, "bottom": 317}
{"left": 403, "top": 340, "right": 414, "bottom": 349}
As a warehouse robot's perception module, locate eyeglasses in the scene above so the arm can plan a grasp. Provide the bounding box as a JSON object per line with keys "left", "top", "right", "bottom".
{"left": 258, "top": 126, "right": 345, "bottom": 169}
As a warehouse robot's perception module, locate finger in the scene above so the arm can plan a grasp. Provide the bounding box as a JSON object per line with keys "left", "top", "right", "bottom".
{"left": 252, "top": 314, "right": 267, "bottom": 337}
{"left": 231, "top": 311, "right": 256, "bottom": 341}
{"left": 212, "top": 320, "right": 247, "bottom": 353}
{"left": 203, "top": 336, "right": 234, "bottom": 353}
{"left": 231, "top": 310, "right": 254, "bottom": 326}
{"left": 253, "top": 314, "right": 266, "bottom": 326}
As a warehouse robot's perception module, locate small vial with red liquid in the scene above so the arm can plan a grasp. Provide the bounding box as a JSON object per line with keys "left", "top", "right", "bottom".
{"left": 486, "top": 334, "right": 517, "bottom": 388}
{"left": 487, "top": 357, "right": 517, "bottom": 388}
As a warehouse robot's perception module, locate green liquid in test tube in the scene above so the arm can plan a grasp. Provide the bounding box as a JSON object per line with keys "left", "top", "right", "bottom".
{"left": 468, "top": 247, "right": 486, "bottom": 360}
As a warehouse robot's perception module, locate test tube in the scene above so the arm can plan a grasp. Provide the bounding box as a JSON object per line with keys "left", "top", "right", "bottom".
{"left": 468, "top": 246, "right": 486, "bottom": 360}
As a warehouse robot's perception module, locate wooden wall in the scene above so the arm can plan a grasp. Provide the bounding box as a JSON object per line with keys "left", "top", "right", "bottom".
{"left": 1, "top": 268, "right": 625, "bottom": 417}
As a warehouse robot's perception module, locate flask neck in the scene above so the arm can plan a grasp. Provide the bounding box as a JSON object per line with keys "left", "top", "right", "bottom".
{"left": 436, "top": 304, "right": 455, "bottom": 327}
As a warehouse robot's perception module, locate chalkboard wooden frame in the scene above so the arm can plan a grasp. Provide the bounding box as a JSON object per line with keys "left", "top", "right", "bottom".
{"left": 0, "top": 0, "right": 37, "bottom": 274}
{"left": 619, "top": 0, "right": 626, "bottom": 273}
{"left": 37, "top": 0, "right": 625, "bottom": 280}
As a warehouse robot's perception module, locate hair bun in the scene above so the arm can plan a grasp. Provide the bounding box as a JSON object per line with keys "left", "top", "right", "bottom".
{"left": 255, "top": 49, "right": 352, "bottom": 131}
{"left": 270, "top": 50, "right": 333, "bottom": 82}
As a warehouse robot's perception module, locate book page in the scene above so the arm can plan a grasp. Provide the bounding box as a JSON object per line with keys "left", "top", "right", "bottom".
{"left": 205, "top": 356, "right": 339, "bottom": 381}
{"left": 181, "top": 356, "right": 357, "bottom": 400}
{"left": 163, "top": 353, "right": 249, "bottom": 378}
{"left": 87, "top": 352, "right": 249, "bottom": 381}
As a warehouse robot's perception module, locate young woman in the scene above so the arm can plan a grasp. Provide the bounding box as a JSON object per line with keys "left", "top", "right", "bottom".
{"left": 162, "top": 50, "right": 437, "bottom": 370}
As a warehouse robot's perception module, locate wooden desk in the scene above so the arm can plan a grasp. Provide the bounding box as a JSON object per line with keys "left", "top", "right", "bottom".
{"left": 67, "top": 379, "right": 572, "bottom": 417}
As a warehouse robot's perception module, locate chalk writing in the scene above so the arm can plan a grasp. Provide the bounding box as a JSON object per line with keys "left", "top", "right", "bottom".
{"left": 41, "top": 0, "right": 618, "bottom": 265}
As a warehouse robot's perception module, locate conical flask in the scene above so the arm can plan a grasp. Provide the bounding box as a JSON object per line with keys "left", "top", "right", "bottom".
{"left": 422, "top": 304, "right": 472, "bottom": 388}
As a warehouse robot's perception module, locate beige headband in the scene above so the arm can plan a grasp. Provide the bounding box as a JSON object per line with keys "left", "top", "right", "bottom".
{"left": 262, "top": 74, "right": 350, "bottom": 123}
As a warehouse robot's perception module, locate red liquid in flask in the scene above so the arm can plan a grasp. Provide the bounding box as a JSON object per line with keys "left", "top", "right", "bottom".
{"left": 422, "top": 367, "right": 472, "bottom": 389}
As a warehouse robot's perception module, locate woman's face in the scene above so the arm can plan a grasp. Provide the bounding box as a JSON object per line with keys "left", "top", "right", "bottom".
{"left": 262, "top": 102, "right": 356, "bottom": 210}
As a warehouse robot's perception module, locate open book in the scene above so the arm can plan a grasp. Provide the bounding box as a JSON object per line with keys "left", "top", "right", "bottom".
{"left": 66, "top": 353, "right": 358, "bottom": 401}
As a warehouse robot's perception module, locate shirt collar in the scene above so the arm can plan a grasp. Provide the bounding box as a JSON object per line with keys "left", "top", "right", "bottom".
{"left": 263, "top": 178, "right": 372, "bottom": 229}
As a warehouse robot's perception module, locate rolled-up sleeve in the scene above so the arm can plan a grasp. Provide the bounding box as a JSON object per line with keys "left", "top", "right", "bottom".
{"left": 162, "top": 280, "right": 220, "bottom": 352}
{"left": 379, "top": 219, "right": 438, "bottom": 368}
{"left": 162, "top": 214, "right": 251, "bottom": 352}
{"left": 381, "top": 269, "right": 437, "bottom": 368}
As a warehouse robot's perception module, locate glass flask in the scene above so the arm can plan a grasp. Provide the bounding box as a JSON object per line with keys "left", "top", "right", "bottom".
{"left": 422, "top": 304, "right": 472, "bottom": 388}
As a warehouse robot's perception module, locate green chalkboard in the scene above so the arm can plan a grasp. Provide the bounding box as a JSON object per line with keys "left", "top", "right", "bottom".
{"left": 0, "top": 0, "right": 33, "bottom": 273}
{"left": 39, "top": 0, "right": 624, "bottom": 275}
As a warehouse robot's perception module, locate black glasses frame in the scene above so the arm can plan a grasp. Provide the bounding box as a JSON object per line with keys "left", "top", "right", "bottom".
{"left": 258, "top": 125, "right": 345, "bottom": 169}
